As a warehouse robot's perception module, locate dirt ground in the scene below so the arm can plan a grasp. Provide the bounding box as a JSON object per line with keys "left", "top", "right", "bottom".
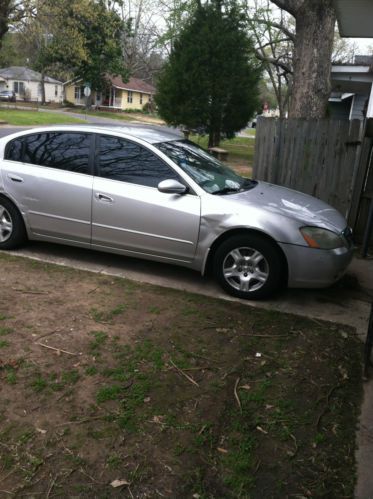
{"left": 0, "top": 252, "right": 362, "bottom": 498}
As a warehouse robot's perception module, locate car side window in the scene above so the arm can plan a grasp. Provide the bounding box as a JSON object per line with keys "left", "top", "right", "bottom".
{"left": 98, "top": 135, "right": 180, "bottom": 188}
{"left": 5, "top": 138, "right": 23, "bottom": 162}
{"left": 5, "top": 132, "right": 91, "bottom": 174}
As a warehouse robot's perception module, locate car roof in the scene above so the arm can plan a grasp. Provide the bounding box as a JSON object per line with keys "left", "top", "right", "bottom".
{"left": 4, "top": 124, "right": 184, "bottom": 145}
{"left": 88, "top": 124, "right": 183, "bottom": 144}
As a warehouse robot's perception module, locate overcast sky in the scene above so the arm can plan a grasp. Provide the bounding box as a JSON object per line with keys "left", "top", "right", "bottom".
{"left": 352, "top": 38, "right": 373, "bottom": 53}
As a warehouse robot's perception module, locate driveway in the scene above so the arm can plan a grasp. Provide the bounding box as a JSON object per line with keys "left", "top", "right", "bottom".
{"left": 6, "top": 240, "right": 372, "bottom": 340}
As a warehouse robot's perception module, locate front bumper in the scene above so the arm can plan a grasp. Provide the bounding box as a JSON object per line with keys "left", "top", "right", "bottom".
{"left": 279, "top": 242, "right": 354, "bottom": 289}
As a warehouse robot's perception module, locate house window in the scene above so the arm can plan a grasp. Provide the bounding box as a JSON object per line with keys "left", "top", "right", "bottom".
{"left": 55, "top": 85, "right": 58, "bottom": 97}
{"left": 139, "top": 93, "right": 143, "bottom": 105}
{"left": 127, "top": 91, "right": 133, "bottom": 103}
{"left": 13, "top": 81, "right": 25, "bottom": 94}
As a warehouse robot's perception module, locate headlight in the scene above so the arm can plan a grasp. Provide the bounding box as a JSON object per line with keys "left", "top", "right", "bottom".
{"left": 300, "top": 226, "right": 345, "bottom": 250}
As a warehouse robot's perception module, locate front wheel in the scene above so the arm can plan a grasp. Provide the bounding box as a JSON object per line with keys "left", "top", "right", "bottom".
{"left": 213, "top": 234, "right": 285, "bottom": 300}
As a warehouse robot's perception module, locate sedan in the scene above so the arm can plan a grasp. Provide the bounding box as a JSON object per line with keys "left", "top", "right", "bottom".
{"left": 0, "top": 90, "right": 16, "bottom": 102}
{"left": 0, "top": 125, "right": 354, "bottom": 299}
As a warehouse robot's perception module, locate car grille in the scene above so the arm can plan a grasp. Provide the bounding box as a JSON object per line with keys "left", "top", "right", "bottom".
{"left": 342, "top": 227, "right": 354, "bottom": 248}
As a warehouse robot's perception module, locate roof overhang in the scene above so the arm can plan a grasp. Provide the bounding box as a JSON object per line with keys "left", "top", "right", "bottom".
{"left": 334, "top": 0, "right": 373, "bottom": 37}
{"left": 329, "top": 92, "right": 354, "bottom": 102}
{"left": 112, "top": 84, "right": 153, "bottom": 94}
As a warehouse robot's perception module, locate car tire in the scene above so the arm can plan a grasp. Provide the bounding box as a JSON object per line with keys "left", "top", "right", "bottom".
{"left": 213, "top": 234, "right": 285, "bottom": 300}
{"left": 0, "top": 198, "right": 27, "bottom": 249}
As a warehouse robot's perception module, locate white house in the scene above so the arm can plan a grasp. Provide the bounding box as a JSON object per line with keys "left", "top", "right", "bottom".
{"left": 0, "top": 66, "right": 63, "bottom": 103}
{"left": 329, "top": 56, "right": 373, "bottom": 120}
{"left": 334, "top": 0, "right": 373, "bottom": 119}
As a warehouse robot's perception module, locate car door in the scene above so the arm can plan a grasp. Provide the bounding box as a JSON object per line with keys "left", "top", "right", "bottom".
{"left": 2, "top": 131, "right": 94, "bottom": 243}
{"left": 91, "top": 134, "right": 201, "bottom": 262}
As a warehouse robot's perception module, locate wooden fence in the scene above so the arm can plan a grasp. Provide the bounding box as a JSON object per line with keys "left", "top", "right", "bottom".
{"left": 253, "top": 118, "right": 365, "bottom": 221}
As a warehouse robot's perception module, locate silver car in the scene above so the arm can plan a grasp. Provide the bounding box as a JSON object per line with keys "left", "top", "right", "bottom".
{"left": 0, "top": 125, "right": 353, "bottom": 299}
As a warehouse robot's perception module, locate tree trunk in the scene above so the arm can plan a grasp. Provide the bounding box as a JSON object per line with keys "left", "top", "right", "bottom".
{"left": 289, "top": 0, "right": 335, "bottom": 118}
{"left": 40, "top": 71, "right": 46, "bottom": 105}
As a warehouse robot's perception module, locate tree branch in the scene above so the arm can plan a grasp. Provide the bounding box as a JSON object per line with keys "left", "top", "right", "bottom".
{"left": 255, "top": 51, "right": 293, "bottom": 74}
{"left": 269, "top": 0, "right": 298, "bottom": 17}
{"left": 259, "top": 37, "right": 293, "bottom": 49}
{"left": 252, "top": 18, "right": 295, "bottom": 42}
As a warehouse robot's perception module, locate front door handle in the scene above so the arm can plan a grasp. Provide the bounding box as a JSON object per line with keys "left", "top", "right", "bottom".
{"left": 7, "top": 174, "right": 24, "bottom": 183}
{"left": 96, "top": 193, "right": 113, "bottom": 203}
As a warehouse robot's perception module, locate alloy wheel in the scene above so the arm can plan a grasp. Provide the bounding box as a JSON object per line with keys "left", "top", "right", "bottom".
{"left": 0, "top": 205, "right": 13, "bottom": 243}
{"left": 222, "top": 246, "right": 269, "bottom": 293}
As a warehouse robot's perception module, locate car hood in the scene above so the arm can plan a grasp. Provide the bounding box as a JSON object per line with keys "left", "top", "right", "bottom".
{"left": 229, "top": 181, "right": 347, "bottom": 232}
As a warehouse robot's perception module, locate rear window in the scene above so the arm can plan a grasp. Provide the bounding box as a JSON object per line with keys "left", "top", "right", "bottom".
{"left": 5, "top": 132, "right": 91, "bottom": 174}
{"left": 5, "top": 138, "right": 23, "bottom": 162}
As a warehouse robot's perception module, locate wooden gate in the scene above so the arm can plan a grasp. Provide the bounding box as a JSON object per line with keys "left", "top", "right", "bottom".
{"left": 253, "top": 118, "right": 365, "bottom": 223}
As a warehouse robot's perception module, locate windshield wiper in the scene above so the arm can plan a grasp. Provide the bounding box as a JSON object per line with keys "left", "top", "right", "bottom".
{"left": 212, "top": 179, "right": 257, "bottom": 195}
{"left": 240, "top": 179, "right": 257, "bottom": 190}
{"left": 212, "top": 187, "right": 241, "bottom": 195}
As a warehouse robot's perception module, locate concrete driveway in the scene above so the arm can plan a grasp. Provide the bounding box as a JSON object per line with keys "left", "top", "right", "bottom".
{"left": 6, "top": 240, "right": 372, "bottom": 340}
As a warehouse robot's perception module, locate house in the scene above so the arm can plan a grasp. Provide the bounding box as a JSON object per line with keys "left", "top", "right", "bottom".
{"left": 332, "top": 0, "right": 373, "bottom": 120}
{"left": 64, "top": 75, "right": 155, "bottom": 111}
{"left": 329, "top": 56, "right": 373, "bottom": 120}
{"left": 0, "top": 66, "right": 63, "bottom": 103}
{"left": 334, "top": 0, "right": 373, "bottom": 38}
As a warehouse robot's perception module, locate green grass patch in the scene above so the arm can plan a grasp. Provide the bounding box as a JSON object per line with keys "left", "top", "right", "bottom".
{"left": 90, "top": 304, "right": 125, "bottom": 323}
{"left": 0, "top": 109, "right": 86, "bottom": 126}
{"left": 190, "top": 134, "right": 255, "bottom": 167}
{"left": 0, "top": 326, "right": 13, "bottom": 336}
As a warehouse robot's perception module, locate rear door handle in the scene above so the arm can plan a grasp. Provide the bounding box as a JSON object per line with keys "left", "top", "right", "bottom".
{"left": 7, "top": 174, "right": 23, "bottom": 183}
{"left": 95, "top": 193, "right": 113, "bottom": 203}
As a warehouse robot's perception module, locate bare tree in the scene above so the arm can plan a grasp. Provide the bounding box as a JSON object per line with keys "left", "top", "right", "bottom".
{"left": 268, "top": 0, "right": 336, "bottom": 118}
{"left": 118, "top": 0, "right": 166, "bottom": 83}
{"left": 245, "top": 0, "right": 293, "bottom": 117}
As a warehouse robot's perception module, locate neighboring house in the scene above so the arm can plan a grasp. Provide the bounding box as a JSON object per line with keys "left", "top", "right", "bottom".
{"left": 64, "top": 75, "right": 155, "bottom": 111}
{"left": 0, "top": 66, "right": 63, "bottom": 103}
{"left": 329, "top": 56, "right": 373, "bottom": 121}
{"left": 333, "top": 0, "right": 373, "bottom": 120}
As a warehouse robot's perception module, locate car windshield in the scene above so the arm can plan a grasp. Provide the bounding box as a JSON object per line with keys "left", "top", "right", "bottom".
{"left": 156, "top": 140, "right": 256, "bottom": 194}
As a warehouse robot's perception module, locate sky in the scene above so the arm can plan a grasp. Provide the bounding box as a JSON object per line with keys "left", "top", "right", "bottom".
{"left": 352, "top": 38, "right": 373, "bottom": 54}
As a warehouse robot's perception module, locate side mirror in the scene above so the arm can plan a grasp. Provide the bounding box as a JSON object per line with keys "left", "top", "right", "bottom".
{"left": 158, "top": 179, "right": 188, "bottom": 194}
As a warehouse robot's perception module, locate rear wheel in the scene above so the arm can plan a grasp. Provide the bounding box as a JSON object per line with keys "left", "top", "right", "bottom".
{"left": 0, "top": 198, "right": 27, "bottom": 249}
{"left": 213, "top": 234, "right": 285, "bottom": 300}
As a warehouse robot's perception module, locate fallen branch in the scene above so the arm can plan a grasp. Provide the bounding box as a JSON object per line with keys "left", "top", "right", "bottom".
{"left": 169, "top": 359, "right": 199, "bottom": 387}
{"left": 316, "top": 384, "right": 341, "bottom": 429}
{"left": 234, "top": 377, "right": 242, "bottom": 413}
{"left": 46, "top": 475, "right": 56, "bottom": 499}
{"left": 56, "top": 415, "right": 108, "bottom": 427}
{"left": 12, "top": 288, "right": 48, "bottom": 295}
{"left": 242, "top": 333, "right": 292, "bottom": 338}
{"left": 35, "top": 342, "right": 77, "bottom": 356}
{"left": 34, "top": 329, "right": 60, "bottom": 341}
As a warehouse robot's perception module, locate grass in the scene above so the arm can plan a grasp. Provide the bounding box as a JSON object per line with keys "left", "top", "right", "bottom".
{"left": 190, "top": 133, "right": 255, "bottom": 173}
{"left": 67, "top": 108, "right": 136, "bottom": 122}
{"left": 65, "top": 107, "right": 163, "bottom": 124}
{"left": 0, "top": 109, "right": 86, "bottom": 126}
{"left": 0, "top": 251, "right": 363, "bottom": 497}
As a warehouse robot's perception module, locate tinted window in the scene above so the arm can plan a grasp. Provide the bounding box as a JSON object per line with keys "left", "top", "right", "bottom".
{"left": 5, "top": 138, "right": 23, "bottom": 162}
{"left": 99, "top": 135, "right": 179, "bottom": 188}
{"left": 21, "top": 132, "right": 91, "bottom": 174}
